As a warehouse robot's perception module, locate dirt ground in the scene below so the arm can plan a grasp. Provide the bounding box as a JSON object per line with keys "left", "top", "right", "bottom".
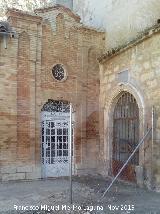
{"left": 0, "top": 175, "right": 160, "bottom": 214}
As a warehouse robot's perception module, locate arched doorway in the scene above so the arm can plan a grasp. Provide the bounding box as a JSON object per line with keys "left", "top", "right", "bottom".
{"left": 41, "top": 100, "right": 72, "bottom": 178}
{"left": 112, "top": 92, "right": 139, "bottom": 182}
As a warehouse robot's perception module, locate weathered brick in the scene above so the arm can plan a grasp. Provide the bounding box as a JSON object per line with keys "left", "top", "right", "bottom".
{"left": 0, "top": 6, "right": 105, "bottom": 181}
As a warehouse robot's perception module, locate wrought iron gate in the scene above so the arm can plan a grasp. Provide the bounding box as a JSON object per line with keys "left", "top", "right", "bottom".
{"left": 41, "top": 100, "right": 72, "bottom": 178}
{"left": 112, "top": 92, "right": 139, "bottom": 182}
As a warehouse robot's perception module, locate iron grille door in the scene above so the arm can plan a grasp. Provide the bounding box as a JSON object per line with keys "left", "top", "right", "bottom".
{"left": 41, "top": 100, "right": 73, "bottom": 178}
{"left": 112, "top": 92, "right": 139, "bottom": 182}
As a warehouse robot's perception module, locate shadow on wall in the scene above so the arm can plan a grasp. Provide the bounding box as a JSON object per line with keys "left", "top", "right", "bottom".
{"left": 86, "top": 111, "right": 99, "bottom": 139}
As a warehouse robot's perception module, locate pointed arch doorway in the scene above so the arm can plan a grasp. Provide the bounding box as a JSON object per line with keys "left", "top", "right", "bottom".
{"left": 112, "top": 92, "right": 139, "bottom": 182}
{"left": 41, "top": 100, "right": 73, "bottom": 178}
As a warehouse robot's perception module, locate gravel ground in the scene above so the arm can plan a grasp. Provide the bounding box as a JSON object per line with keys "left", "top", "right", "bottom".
{"left": 0, "top": 175, "right": 160, "bottom": 214}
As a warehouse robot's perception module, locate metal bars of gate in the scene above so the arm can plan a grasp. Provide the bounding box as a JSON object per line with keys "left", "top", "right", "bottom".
{"left": 101, "top": 127, "right": 152, "bottom": 200}
{"left": 69, "top": 103, "right": 73, "bottom": 204}
{"left": 113, "top": 92, "right": 139, "bottom": 166}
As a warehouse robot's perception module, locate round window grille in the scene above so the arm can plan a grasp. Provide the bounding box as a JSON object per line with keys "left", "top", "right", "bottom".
{"left": 52, "top": 64, "right": 66, "bottom": 81}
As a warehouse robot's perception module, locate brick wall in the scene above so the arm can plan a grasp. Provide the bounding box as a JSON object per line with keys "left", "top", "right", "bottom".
{"left": 38, "top": 7, "right": 105, "bottom": 175}
{"left": 0, "top": 6, "right": 105, "bottom": 181}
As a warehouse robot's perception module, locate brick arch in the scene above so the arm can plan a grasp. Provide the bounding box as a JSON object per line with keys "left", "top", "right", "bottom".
{"left": 103, "top": 83, "right": 145, "bottom": 176}
{"left": 19, "top": 31, "right": 30, "bottom": 39}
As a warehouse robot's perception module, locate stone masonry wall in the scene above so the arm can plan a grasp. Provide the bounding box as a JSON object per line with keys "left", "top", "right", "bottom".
{"left": 99, "top": 32, "right": 160, "bottom": 189}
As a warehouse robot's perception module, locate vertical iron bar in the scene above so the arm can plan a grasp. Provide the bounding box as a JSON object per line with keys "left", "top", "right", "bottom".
{"left": 41, "top": 120, "right": 44, "bottom": 178}
{"left": 151, "top": 106, "right": 154, "bottom": 186}
{"left": 119, "top": 103, "right": 122, "bottom": 161}
{"left": 49, "top": 122, "right": 51, "bottom": 164}
{"left": 44, "top": 120, "right": 47, "bottom": 178}
{"left": 101, "top": 128, "right": 151, "bottom": 199}
{"left": 69, "top": 103, "right": 73, "bottom": 204}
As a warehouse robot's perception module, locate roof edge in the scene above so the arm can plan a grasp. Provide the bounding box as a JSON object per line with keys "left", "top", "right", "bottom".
{"left": 81, "top": 24, "right": 105, "bottom": 33}
{"left": 35, "top": 4, "right": 81, "bottom": 23}
{"left": 98, "top": 23, "right": 160, "bottom": 63}
{"left": 6, "top": 8, "right": 42, "bottom": 22}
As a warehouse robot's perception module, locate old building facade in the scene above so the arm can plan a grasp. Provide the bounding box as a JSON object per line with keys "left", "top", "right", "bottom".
{"left": 0, "top": 2, "right": 105, "bottom": 181}
{"left": 99, "top": 24, "right": 160, "bottom": 190}
{"left": 1, "top": 0, "right": 160, "bottom": 191}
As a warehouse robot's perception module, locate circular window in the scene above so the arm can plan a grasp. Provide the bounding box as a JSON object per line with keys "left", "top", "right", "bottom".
{"left": 52, "top": 64, "right": 67, "bottom": 81}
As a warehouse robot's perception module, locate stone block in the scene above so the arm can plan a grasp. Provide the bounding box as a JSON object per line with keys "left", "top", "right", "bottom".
{"left": 143, "top": 62, "right": 150, "bottom": 69}
{"left": 135, "top": 166, "right": 144, "bottom": 187}
{"left": 25, "top": 171, "right": 41, "bottom": 180}
{"left": 147, "top": 79, "right": 158, "bottom": 88}
{"left": 17, "top": 166, "right": 33, "bottom": 173}
{"left": 108, "top": 74, "right": 115, "bottom": 82}
{"left": 156, "top": 159, "right": 160, "bottom": 168}
{"left": 2, "top": 173, "right": 25, "bottom": 181}
{"left": 155, "top": 175, "right": 160, "bottom": 184}
{"left": 25, "top": 166, "right": 41, "bottom": 179}
{"left": 1, "top": 166, "right": 16, "bottom": 174}
{"left": 140, "top": 72, "right": 154, "bottom": 82}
